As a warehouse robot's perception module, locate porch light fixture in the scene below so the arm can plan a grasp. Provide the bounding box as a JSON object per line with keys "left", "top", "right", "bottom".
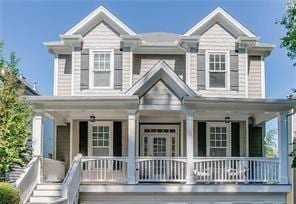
{"left": 224, "top": 116, "right": 230, "bottom": 123}
{"left": 89, "top": 114, "right": 96, "bottom": 122}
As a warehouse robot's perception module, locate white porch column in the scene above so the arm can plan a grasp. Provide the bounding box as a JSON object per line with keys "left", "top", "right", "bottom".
{"left": 185, "top": 110, "right": 195, "bottom": 184}
{"left": 278, "top": 112, "right": 289, "bottom": 184}
{"left": 127, "top": 110, "right": 137, "bottom": 184}
{"left": 32, "top": 114, "right": 44, "bottom": 156}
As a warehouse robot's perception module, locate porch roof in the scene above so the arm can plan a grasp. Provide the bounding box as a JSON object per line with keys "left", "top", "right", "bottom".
{"left": 26, "top": 95, "right": 139, "bottom": 111}
{"left": 183, "top": 97, "right": 296, "bottom": 112}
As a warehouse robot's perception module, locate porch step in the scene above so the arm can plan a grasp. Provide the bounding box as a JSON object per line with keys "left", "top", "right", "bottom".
{"left": 36, "top": 183, "right": 62, "bottom": 190}
{"left": 28, "top": 183, "right": 63, "bottom": 204}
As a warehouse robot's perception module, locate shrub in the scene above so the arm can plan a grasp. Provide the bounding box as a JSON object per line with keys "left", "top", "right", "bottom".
{"left": 0, "top": 182, "right": 20, "bottom": 204}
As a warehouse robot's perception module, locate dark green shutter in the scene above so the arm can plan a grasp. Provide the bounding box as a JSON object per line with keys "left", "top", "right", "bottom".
{"left": 231, "top": 122, "right": 240, "bottom": 156}
{"left": 80, "top": 49, "right": 89, "bottom": 90}
{"left": 249, "top": 125, "right": 263, "bottom": 157}
{"left": 113, "top": 121, "right": 122, "bottom": 156}
{"left": 198, "top": 122, "right": 206, "bottom": 156}
{"left": 79, "top": 122, "right": 88, "bottom": 156}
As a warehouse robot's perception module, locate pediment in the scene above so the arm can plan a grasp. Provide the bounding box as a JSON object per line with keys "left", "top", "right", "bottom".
{"left": 126, "top": 61, "right": 196, "bottom": 99}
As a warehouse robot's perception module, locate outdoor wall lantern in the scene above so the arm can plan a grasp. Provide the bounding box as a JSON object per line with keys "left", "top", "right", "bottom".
{"left": 224, "top": 115, "right": 231, "bottom": 123}
{"left": 89, "top": 114, "right": 96, "bottom": 122}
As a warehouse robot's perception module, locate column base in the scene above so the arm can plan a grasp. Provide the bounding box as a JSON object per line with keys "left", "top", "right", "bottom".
{"left": 186, "top": 176, "right": 195, "bottom": 184}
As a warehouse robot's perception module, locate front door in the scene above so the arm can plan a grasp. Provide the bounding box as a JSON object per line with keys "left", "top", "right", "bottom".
{"left": 140, "top": 125, "right": 179, "bottom": 157}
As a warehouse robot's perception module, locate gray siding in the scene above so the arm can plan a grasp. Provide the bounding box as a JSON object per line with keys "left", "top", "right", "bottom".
{"left": 248, "top": 56, "right": 263, "bottom": 98}
{"left": 140, "top": 80, "right": 181, "bottom": 106}
{"left": 193, "top": 23, "right": 247, "bottom": 98}
{"left": 56, "top": 124, "right": 70, "bottom": 170}
{"left": 57, "top": 55, "right": 72, "bottom": 96}
{"left": 133, "top": 54, "right": 186, "bottom": 83}
{"left": 72, "top": 21, "right": 123, "bottom": 96}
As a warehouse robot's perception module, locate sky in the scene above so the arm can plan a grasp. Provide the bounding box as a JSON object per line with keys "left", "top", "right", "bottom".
{"left": 0, "top": 0, "right": 296, "bottom": 98}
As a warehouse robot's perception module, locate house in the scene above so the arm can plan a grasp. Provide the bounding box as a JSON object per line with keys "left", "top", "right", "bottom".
{"left": 16, "top": 5, "right": 296, "bottom": 204}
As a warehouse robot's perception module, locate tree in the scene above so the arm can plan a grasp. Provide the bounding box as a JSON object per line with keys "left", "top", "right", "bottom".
{"left": 264, "top": 129, "right": 277, "bottom": 158}
{"left": 0, "top": 42, "right": 32, "bottom": 178}
{"left": 279, "top": 1, "right": 296, "bottom": 168}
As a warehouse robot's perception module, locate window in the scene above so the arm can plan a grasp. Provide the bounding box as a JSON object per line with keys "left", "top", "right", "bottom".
{"left": 207, "top": 123, "right": 230, "bottom": 157}
{"left": 207, "top": 52, "right": 228, "bottom": 89}
{"left": 88, "top": 122, "right": 113, "bottom": 156}
{"left": 90, "top": 50, "right": 113, "bottom": 88}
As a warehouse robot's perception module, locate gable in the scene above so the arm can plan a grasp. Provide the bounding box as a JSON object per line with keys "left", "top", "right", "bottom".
{"left": 126, "top": 61, "right": 196, "bottom": 98}
{"left": 184, "top": 7, "right": 255, "bottom": 38}
{"left": 64, "top": 6, "right": 136, "bottom": 36}
{"left": 140, "top": 80, "right": 181, "bottom": 106}
{"left": 83, "top": 21, "right": 121, "bottom": 49}
{"left": 199, "top": 23, "right": 236, "bottom": 50}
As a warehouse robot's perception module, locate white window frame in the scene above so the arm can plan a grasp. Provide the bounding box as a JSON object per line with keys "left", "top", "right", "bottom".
{"left": 206, "top": 122, "right": 231, "bottom": 157}
{"left": 205, "top": 50, "right": 230, "bottom": 90}
{"left": 88, "top": 121, "right": 113, "bottom": 156}
{"left": 89, "top": 49, "right": 114, "bottom": 89}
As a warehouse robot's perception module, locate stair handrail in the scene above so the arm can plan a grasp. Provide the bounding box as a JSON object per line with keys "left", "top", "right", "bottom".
{"left": 50, "top": 154, "right": 82, "bottom": 204}
{"left": 15, "top": 155, "right": 41, "bottom": 204}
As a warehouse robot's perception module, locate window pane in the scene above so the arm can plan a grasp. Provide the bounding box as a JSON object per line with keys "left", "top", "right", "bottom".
{"left": 209, "top": 54, "right": 215, "bottom": 62}
{"left": 215, "top": 55, "right": 219, "bottom": 62}
{"left": 221, "top": 63, "right": 225, "bottom": 70}
{"left": 210, "top": 148, "right": 226, "bottom": 157}
{"left": 221, "top": 55, "right": 225, "bottom": 62}
{"left": 94, "top": 54, "right": 99, "bottom": 61}
{"left": 105, "top": 62, "right": 110, "bottom": 70}
{"left": 93, "top": 148, "right": 109, "bottom": 156}
{"left": 94, "top": 71, "right": 110, "bottom": 87}
{"left": 209, "top": 72, "right": 225, "bottom": 88}
{"left": 209, "top": 63, "right": 215, "bottom": 70}
{"left": 105, "top": 54, "right": 110, "bottom": 61}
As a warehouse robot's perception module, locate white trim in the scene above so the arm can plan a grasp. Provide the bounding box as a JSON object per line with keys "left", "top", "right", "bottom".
{"left": 129, "top": 51, "right": 133, "bottom": 87}
{"left": 87, "top": 121, "right": 114, "bottom": 156}
{"left": 245, "top": 118, "right": 249, "bottom": 157}
{"left": 261, "top": 55, "right": 265, "bottom": 98}
{"left": 125, "top": 61, "right": 196, "bottom": 97}
{"left": 205, "top": 50, "right": 230, "bottom": 90}
{"left": 80, "top": 184, "right": 291, "bottom": 193}
{"left": 53, "top": 54, "right": 58, "bottom": 96}
{"left": 70, "top": 119, "right": 73, "bottom": 162}
{"left": 186, "top": 52, "right": 191, "bottom": 86}
{"left": 64, "top": 6, "right": 136, "bottom": 36}
{"left": 206, "top": 122, "right": 231, "bottom": 157}
{"left": 245, "top": 48, "right": 248, "bottom": 98}
{"left": 89, "top": 49, "right": 114, "bottom": 90}
{"left": 184, "top": 7, "right": 255, "bottom": 37}
{"left": 71, "top": 51, "right": 75, "bottom": 96}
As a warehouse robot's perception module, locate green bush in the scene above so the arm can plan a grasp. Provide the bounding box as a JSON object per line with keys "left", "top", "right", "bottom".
{"left": 0, "top": 182, "right": 20, "bottom": 204}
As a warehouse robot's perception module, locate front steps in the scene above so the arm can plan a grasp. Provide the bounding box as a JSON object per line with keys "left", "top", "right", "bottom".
{"left": 28, "top": 183, "right": 63, "bottom": 203}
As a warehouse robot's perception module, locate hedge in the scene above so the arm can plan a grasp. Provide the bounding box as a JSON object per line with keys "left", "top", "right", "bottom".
{"left": 0, "top": 182, "right": 20, "bottom": 204}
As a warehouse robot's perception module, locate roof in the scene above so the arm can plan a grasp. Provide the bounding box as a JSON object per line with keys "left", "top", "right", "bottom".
{"left": 184, "top": 7, "right": 256, "bottom": 37}
{"left": 125, "top": 61, "right": 197, "bottom": 98}
{"left": 18, "top": 77, "right": 41, "bottom": 96}
{"left": 64, "top": 6, "right": 136, "bottom": 36}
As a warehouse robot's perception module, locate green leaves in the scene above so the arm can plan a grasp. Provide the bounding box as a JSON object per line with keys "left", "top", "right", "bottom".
{"left": 278, "top": 2, "right": 296, "bottom": 66}
{"left": 0, "top": 42, "right": 32, "bottom": 176}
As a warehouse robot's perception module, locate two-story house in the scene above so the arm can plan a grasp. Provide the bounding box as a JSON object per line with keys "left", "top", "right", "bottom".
{"left": 17, "top": 6, "right": 296, "bottom": 204}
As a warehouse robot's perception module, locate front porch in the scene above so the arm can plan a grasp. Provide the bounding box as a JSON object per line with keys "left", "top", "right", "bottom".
{"left": 28, "top": 96, "right": 294, "bottom": 186}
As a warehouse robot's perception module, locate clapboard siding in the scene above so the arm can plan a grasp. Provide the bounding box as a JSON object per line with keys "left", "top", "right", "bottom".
{"left": 72, "top": 22, "right": 125, "bottom": 95}
{"left": 133, "top": 54, "right": 186, "bottom": 83}
{"left": 57, "top": 55, "right": 72, "bottom": 96}
{"left": 140, "top": 80, "right": 181, "bottom": 105}
{"left": 122, "top": 51, "right": 132, "bottom": 91}
{"left": 194, "top": 23, "right": 247, "bottom": 98}
{"left": 190, "top": 53, "right": 198, "bottom": 92}
{"left": 248, "top": 56, "right": 262, "bottom": 98}
{"left": 83, "top": 22, "right": 121, "bottom": 49}
{"left": 199, "top": 23, "right": 236, "bottom": 50}
{"left": 56, "top": 124, "right": 70, "bottom": 170}
{"left": 79, "top": 192, "right": 286, "bottom": 203}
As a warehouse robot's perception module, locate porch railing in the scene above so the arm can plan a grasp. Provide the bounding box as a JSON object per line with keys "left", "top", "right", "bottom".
{"left": 136, "top": 157, "right": 186, "bottom": 182}
{"left": 81, "top": 156, "right": 128, "bottom": 183}
{"left": 193, "top": 157, "right": 279, "bottom": 184}
{"left": 15, "top": 156, "right": 41, "bottom": 204}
